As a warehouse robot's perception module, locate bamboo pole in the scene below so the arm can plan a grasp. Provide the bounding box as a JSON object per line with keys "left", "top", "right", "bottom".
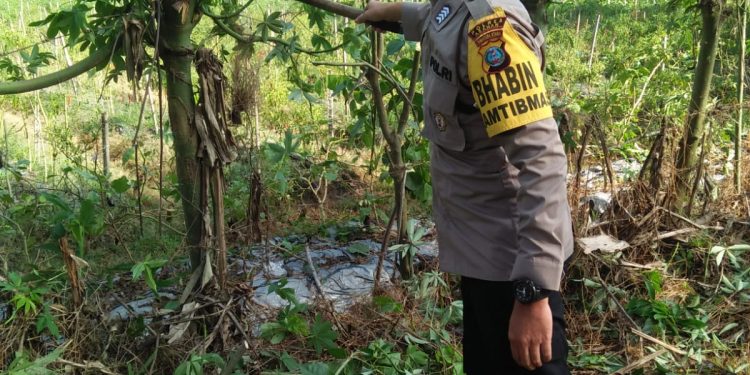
{"left": 736, "top": 0, "right": 747, "bottom": 190}
{"left": 18, "top": 0, "right": 25, "bottom": 36}
{"left": 2, "top": 116, "right": 12, "bottom": 197}
{"left": 588, "top": 14, "right": 601, "bottom": 70}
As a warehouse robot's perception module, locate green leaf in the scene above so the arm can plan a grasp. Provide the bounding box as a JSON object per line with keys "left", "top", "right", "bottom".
{"left": 719, "top": 322, "right": 739, "bottom": 335}
{"left": 111, "top": 176, "right": 130, "bottom": 193}
{"left": 36, "top": 305, "right": 60, "bottom": 337}
{"left": 300, "top": 362, "right": 330, "bottom": 375}
{"left": 406, "top": 344, "right": 429, "bottom": 367}
{"left": 304, "top": 6, "right": 327, "bottom": 30}
{"left": 40, "top": 193, "right": 71, "bottom": 213}
{"left": 131, "top": 262, "right": 146, "bottom": 281}
{"left": 284, "top": 314, "right": 310, "bottom": 336}
{"left": 199, "top": 353, "right": 225, "bottom": 368}
{"left": 346, "top": 243, "right": 371, "bottom": 256}
{"left": 269, "top": 279, "right": 297, "bottom": 304}
{"left": 145, "top": 267, "right": 158, "bottom": 295}
{"left": 406, "top": 219, "right": 425, "bottom": 242}
{"left": 727, "top": 244, "right": 750, "bottom": 251}
{"left": 280, "top": 352, "right": 300, "bottom": 370}
{"left": 311, "top": 35, "right": 332, "bottom": 50}
{"left": 583, "top": 278, "right": 602, "bottom": 289}
{"left": 79, "top": 198, "right": 102, "bottom": 233}
{"left": 644, "top": 270, "right": 662, "bottom": 300}
{"left": 386, "top": 38, "right": 405, "bottom": 55}
{"left": 710, "top": 246, "right": 726, "bottom": 266}
{"left": 308, "top": 315, "right": 338, "bottom": 355}
{"left": 122, "top": 147, "right": 135, "bottom": 163}
{"left": 373, "top": 295, "right": 403, "bottom": 313}
{"left": 271, "top": 332, "right": 286, "bottom": 344}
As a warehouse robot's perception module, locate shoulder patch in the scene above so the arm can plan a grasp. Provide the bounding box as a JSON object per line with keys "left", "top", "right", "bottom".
{"left": 467, "top": 8, "right": 552, "bottom": 137}
{"left": 435, "top": 5, "right": 451, "bottom": 25}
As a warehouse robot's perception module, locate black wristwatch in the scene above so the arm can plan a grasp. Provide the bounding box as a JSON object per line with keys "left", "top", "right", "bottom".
{"left": 513, "top": 279, "right": 551, "bottom": 304}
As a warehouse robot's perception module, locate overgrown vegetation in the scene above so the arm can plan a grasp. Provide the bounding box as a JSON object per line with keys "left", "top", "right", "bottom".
{"left": 0, "top": 0, "right": 749, "bottom": 373}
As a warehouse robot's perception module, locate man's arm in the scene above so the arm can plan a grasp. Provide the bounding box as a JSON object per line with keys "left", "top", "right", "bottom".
{"left": 503, "top": 119, "right": 569, "bottom": 292}
{"left": 355, "top": 1, "right": 430, "bottom": 41}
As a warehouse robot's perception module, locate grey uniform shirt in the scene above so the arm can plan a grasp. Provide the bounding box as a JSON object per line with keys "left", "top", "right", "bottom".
{"left": 400, "top": 0, "right": 573, "bottom": 291}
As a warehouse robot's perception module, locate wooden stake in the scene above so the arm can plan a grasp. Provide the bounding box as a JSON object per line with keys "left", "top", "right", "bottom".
{"left": 59, "top": 237, "right": 83, "bottom": 308}
{"left": 588, "top": 14, "right": 601, "bottom": 70}
{"left": 211, "top": 169, "right": 227, "bottom": 290}
{"left": 2, "top": 116, "right": 12, "bottom": 197}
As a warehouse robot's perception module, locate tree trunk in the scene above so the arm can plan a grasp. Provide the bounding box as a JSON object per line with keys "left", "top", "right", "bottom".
{"left": 368, "top": 32, "right": 412, "bottom": 280}
{"left": 160, "top": 0, "right": 203, "bottom": 269}
{"left": 675, "top": 0, "right": 721, "bottom": 208}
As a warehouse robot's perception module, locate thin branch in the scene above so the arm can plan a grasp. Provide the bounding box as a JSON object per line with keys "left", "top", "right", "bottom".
{"left": 595, "top": 275, "right": 639, "bottom": 328}
{"left": 657, "top": 207, "right": 724, "bottom": 230}
{"left": 625, "top": 59, "right": 663, "bottom": 125}
{"left": 209, "top": 16, "right": 352, "bottom": 55}
{"left": 199, "top": 0, "right": 254, "bottom": 20}
{"left": 313, "top": 61, "right": 412, "bottom": 110}
{"left": 656, "top": 227, "right": 698, "bottom": 240}
{"left": 0, "top": 45, "right": 113, "bottom": 95}
{"left": 293, "top": 0, "right": 363, "bottom": 20}
{"left": 397, "top": 50, "right": 420, "bottom": 135}
{"left": 0, "top": 211, "right": 29, "bottom": 261}
{"left": 304, "top": 244, "right": 346, "bottom": 333}
{"left": 631, "top": 328, "right": 687, "bottom": 355}
{"left": 613, "top": 349, "right": 668, "bottom": 375}
{"left": 0, "top": 36, "right": 65, "bottom": 58}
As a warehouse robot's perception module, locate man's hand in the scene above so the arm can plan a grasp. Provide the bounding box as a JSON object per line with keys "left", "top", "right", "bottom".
{"left": 354, "top": 1, "right": 402, "bottom": 24}
{"left": 508, "top": 298, "right": 553, "bottom": 370}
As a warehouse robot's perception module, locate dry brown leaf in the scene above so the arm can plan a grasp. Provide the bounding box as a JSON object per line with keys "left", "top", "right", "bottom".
{"left": 578, "top": 234, "right": 630, "bottom": 254}
{"left": 172, "top": 0, "right": 190, "bottom": 24}
{"left": 167, "top": 301, "right": 199, "bottom": 344}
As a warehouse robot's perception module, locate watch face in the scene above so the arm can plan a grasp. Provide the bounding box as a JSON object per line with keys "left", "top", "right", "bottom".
{"left": 514, "top": 279, "right": 537, "bottom": 304}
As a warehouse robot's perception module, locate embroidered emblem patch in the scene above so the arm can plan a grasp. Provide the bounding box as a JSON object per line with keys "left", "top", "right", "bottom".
{"left": 435, "top": 5, "right": 451, "bottom": 25}
{"left": 469, "top": 14, "right": 510, "bottom": 73}
{"left": 484, "top": 46, "right": 509, "bottom": 72}
{"left": 434, "top": 113, "right": 447, "bottom": 131}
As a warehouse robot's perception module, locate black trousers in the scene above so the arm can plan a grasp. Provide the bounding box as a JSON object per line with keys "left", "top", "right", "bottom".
{"left": 461, "top": 277, "right": 570, "bottom": 375}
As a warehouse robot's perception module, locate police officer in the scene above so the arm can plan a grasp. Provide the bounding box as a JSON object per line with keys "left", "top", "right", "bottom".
{"left": 357, "top": 0, "right": 573, "bottom": 373}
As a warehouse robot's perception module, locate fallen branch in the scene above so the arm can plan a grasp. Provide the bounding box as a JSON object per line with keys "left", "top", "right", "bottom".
{"left": 657, "top": 207, "right": 724, "bottom": 231}
{"left": 631, "top": 328, "right": 686, "bottom": 356}
{"left": 628, "top": 327, "right": 735, "bottom": 372}
{"left": 612, "top": 349, "right": 668, "bottom": 375}
{"left": 304, "top": 244, "right": 346, "bottom": 333}
{"left": 55, "top": 359, "right": 117, "bottom": 374}
{"left": 656, "top": 228, "right": 698, "bottom": 240}
{"left": 596, "top": 275, "right": 639, "bottom": 329}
